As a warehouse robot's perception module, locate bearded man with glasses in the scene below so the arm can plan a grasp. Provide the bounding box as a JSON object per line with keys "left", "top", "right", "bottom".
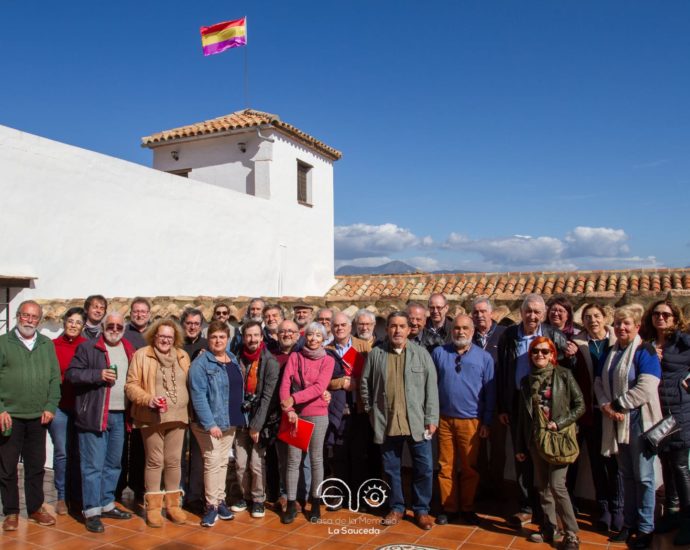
{"left": 432, "top": 314, "right": 495, "bottom": 526}
{"left": 66, "top": 311, "right": 136, "bottom": 533}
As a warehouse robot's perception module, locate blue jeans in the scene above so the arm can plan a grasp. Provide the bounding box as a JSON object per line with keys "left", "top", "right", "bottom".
{"left": 48, "top": 408, "right": 69, "bottom": 500}
{"left": 78, "top": 412, "right": 125, "bottom": 518}
{"left": 616, "top": 411, "right": 656, "bottom": 534}
{"left": 381, "top": 436, "right": 433, "bottom": 514}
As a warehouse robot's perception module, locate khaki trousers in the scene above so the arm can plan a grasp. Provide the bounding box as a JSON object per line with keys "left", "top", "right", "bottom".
{"left": 191, "top": 423, "right": 236, "bottom": 506}
{"left": 437, "top": 416, "right": 480, "bottom": 512}
{"left": 140, "top": 422, "right": 186, "bottom": 492}
{"left": 234, "top": 427, "right": 267, "bottom": 503}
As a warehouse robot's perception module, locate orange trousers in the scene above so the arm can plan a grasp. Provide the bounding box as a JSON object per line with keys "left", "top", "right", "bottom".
{"left": 437, "top": 416, "right": 480, "bottom": 513}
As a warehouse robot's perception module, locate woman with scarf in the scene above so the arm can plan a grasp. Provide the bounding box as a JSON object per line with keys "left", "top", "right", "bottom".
{"left": 279, "top": 322, "right": 335, "bottom": 524}
{"left": 594, "top": 305, "right": 662, "bottom": 550}
{"left": 231, "top": 320, "right": 280, "bottom": 519}
{"left": 641, "top": 299, "right": 690, "bottom": 546}
{"left": 125, "top": 319, "right": 191, "bottom": 527}
{"left": 49, "top": 307, "right": 87, "bottom": 515}
{"left": 571, "top": 303, "right": 623, "bottom": 533}
{"left": 515, "top": 337, "right": 584, "bottom": 550}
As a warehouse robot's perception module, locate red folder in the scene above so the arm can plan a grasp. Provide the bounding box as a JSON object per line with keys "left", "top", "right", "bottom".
{"left": 277, "top": 413, "right": 314, "bottom": 451}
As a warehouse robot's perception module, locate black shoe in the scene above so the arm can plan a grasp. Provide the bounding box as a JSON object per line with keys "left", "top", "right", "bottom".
{"left": 435, "top": 512, "right": 454, "bottom": 525}
{"left": 85, "top": 516, "right": 105, "bottom": 533}
{"left": 101, "top": 507, "right": 132, "bottom": 520}
{"left": 460, "top": 511, "right": 482, "bottom": 526}
{"left": 630, "top": 532, "right": 653, "bottom": 550}
{"left": 609, "top": 527, "right": 632, "bottom": 542}
{"left": 655, "top": 511, "right": 682, "bottom": 534}
{"left": 282, "top": 500, "right": 298, "bottom": 524}
{"left": 309, "top": 497, "right": 321, "bottom": 521}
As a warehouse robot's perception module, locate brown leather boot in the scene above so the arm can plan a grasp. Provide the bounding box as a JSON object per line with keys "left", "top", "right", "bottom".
{"left": 144, "top": 492, "right": 165, "bottom": 528}
{"left": 164, "top": 490, "right": 188, "bottom": 524}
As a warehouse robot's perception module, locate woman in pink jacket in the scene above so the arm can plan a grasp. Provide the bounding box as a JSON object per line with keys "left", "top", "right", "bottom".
{"left": 279, "top": 322, "right": 334, "bottom": 524}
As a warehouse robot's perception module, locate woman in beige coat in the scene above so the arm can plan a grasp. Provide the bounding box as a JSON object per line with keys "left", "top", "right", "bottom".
{"left": 125, "top": 319, "right": 191, "bottom": 527}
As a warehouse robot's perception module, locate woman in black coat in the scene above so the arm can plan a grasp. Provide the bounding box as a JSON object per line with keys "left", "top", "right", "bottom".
{"left": 641, "top": 299, "right": 690, "bottom": 546}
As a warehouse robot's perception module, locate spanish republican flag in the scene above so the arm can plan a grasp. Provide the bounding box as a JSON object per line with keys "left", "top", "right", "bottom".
{"left": 200, "top": 17, "right": 247, "bottom": 56}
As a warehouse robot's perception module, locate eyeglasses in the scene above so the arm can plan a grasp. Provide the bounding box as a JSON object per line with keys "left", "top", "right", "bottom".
{"left": 18, "top": 312, "right": 40, "bottom": 321}
{"left": 652, "top": 311, "right": 673, "bottom": 320}
{"left": 105, "top": 324, "right": 124, "bottom": 332}
{"left": 66, "top": 319, "right": 84, "bottom": 327}
{"left": 317, "top": 317, "right": 332, "bottom": 323}
{"left": 429, "top": 306, "right": 446, "bottom": 311}
{"left": 455, "top": 355, "right": 463, "bottom": 373}
{"left": 531, "top": 348, "right": 551, "bottom": 356}
{"left": 156, "top": 335, "right": 174, "bottom": 341}
{"left": 184, "top": 321, "right": 201, "bottom": 327}
{"left": 278, "top": 330, "right": 297, "bottom": 335}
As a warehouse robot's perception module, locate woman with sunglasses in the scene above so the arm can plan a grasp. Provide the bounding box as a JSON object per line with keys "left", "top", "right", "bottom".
{"left": 594, "top": 305, "right": 662, "bottom": 550}
{"left": 125, "top": 319, "right": 191, "bottom": 527}
{"left": 641, "top": 300, "right": 690, "bottom": 546}
{"left": 515, "top": 337, "right": 584, "bottom": 550}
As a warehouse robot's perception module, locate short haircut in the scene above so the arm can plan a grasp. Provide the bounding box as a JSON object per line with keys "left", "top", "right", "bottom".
{"left": 546, "top": 295, "right": 574, "bottom": 334}
{"left": 249, "top": 298, "right": 265, "bottom": 308}
{"left": 428, "top": 293, "right": 447, "bottom": 306}
{"left": 354, "top": 309, "right": 376, "bottom": 324}
{"left": 582, "top": 302, "right": 607, "bottom": 319}
{"left": 84, "top": 294, "right": 107, "bottom": 311}
{"left": 63, "top": 307, "right": 86, "bottom": 324}
{"left": 305, "top": 322, "right": 327, "bottom": 339}
{"left": 130, "top": 297, "right": 151, "bottom": 311}
{"left": 316, "top": 307, "right": 333, "bottom": 319}
{"left": 521, "top": 294, "right": 545, "bottom": 311}
{"left": 387, "top": 311, "right": 409, "bottom": 326}
{"left": 213, "top": 302, "right": 230, "bottom": 314}
{"left": 472, "top": 296, "right": 493, "bottom": 311}
{"left": 613, "top": 305, "right": 642, "bottom": 325}
{"left": 262, "top": 304, "right": 283, "bottom": 318}
{"left": 207, "top": 320, "right": 231, "bottom": 338}
{"left": 241, "top": 319, "right": 263, "bottom": 336}
{"left": 144, "top": 318, "right": 185, "bottom": 348}
{"left": 17, "top": 300, "right": 43, "bottom": 319}
{"left": 528, "top": 336, "right": 558, "bottom": 364}
{"left": 102, "top": 310, "right": 125, "bottom": 326}
{"left": 406, "top": 301, "right": 427, "bottom": 313}
{"left": 180, "top": 307, "right": 204, "bottom": 324}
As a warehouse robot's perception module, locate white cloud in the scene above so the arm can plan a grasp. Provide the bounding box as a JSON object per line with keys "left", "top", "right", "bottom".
{"left": 406, "top": 256, "right": 441, "bottom": 271}
{"left": 445, "top": 234, "right": 565, "bottom": 265}
{"left": 564, "top": 226, "right": 629, "bottom": 258}
{"left": 334, "top": 223, "right": 432, "bottom": 259}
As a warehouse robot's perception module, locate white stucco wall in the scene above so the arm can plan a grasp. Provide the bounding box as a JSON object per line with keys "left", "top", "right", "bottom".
{"left": 0, "top": 124, "right": 335, "bottom": 312}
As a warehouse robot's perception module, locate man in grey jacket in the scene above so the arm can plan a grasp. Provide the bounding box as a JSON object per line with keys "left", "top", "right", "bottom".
{"left": 360, "top": 311, "right": 439, "bottom": 531}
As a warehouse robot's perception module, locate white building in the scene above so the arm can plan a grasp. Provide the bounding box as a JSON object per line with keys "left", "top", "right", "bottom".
{"left": 0, "top": 109, "right": 341, "bottom": 331}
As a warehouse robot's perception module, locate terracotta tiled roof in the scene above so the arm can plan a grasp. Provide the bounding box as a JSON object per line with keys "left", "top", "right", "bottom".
{"left": 325, "top": 268, "right": 690, "bottom": 302}
{"left": 141, "top": 109, "right": 342, "bottom": 160}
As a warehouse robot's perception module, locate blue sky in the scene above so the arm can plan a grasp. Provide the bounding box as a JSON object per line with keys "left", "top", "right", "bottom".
{"left": 3, "top": 1, "right": 689, "bottom": 272}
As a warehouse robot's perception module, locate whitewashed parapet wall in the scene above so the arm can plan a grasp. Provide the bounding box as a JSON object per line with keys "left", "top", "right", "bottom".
{"left": 0, "top": 125, "right": 335, "bottom": 312}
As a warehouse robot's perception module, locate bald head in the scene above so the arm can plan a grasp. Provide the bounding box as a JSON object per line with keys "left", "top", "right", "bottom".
{"left": 332, "top": 312, "right": 352, "bottom": 345}
{"left": 451, "top": 314, "right": 474, "bottom": 351}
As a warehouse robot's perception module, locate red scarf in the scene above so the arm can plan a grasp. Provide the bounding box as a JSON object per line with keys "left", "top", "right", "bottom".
{"left": 241, "top": 342, "right": 264, "bottom": 363}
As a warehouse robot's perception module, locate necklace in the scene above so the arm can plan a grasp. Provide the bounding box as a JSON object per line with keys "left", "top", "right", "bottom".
{"left": 160, "top": 365, "right": 178, "bottom": 404}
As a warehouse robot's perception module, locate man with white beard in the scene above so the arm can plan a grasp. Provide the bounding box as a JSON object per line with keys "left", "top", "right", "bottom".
{"left": 67, "top": 311, "right": 136, "bottom": 533}
{"left": 431, "top": 314, "right": 495, "bottom": 526}
{"left": 0, "top": 301, "right": 61, "bottom": 531}
{"left": 353, "top": 309, "right": 377, "bottom": 349}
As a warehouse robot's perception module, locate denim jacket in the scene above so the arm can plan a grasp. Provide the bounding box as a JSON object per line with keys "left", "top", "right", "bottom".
{"left": 189, "top": 351, "right": 241, "bottom": 431}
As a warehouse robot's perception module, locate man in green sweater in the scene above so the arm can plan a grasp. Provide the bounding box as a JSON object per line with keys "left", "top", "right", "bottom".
{"left": 0, "top": 300, "right": 61, "bottom": 531}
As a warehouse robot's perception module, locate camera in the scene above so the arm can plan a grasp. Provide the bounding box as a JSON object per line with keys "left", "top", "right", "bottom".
{"left": 241, "top": 393, "right": 258, "bottom": 413}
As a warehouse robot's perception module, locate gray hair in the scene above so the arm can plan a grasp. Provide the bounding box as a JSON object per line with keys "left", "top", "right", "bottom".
{"left": 521, "top": 294, "right": 546, "bottom": 311}
{"left": 102, "top": 310, "right": 125, "bottom": 326}
{"left": 354, "top": 309, "right": 376, "bottom": 324}
{"left": 406, "top": 301, "right": 427, "bottom": 314}
{"left": 472, "top": 296, "right": 493, "bottom": 311}
{"left": 304, "top": 321, "right": 328, "bottom": 339}
{"left": 16, "top": 300, "right": 43, "bottom": 320}
{"left": 181, "top": 307, "right": 204, "bottom": 324}
{"left": 316, "top": 307, "right": 334, "bottom": 319}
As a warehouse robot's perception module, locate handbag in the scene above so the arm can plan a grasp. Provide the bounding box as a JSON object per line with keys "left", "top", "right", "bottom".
{"left": 534, "top": 407, "right": 579, "bottom": 465}
{"left": 641, "top": 414, "right": 680, "bottom": 455}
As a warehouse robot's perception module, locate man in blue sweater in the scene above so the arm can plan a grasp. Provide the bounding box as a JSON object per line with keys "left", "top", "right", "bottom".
{"left": 432, "top": 314, "right": 495, "bottom": 526}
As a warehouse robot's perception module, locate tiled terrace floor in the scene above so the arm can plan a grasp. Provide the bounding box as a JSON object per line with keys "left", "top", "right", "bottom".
{"left": 0, "top": 470, "right": 683, "bottom": 549}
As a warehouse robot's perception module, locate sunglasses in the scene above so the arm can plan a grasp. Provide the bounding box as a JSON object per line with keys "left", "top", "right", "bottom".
{"left": 455, "top": 355, "right": 463, "bottom": 373}
{"left": 531, "top": 348, "right": 551, "bottom": 356}
{"left": 105, "top": 324, "right": 124, "bottom": 332}
{"left": 652, "top": 311, "right": 673, "bottom": 320}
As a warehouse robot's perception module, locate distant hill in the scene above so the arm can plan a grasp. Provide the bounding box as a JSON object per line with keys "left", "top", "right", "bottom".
{"left": 336, "top": 260, "right": 419, "bottom": 276}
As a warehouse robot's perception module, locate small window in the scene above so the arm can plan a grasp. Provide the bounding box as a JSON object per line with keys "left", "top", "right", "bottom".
{"left": 297, "top": 160, "right": 312, "bottom": 206}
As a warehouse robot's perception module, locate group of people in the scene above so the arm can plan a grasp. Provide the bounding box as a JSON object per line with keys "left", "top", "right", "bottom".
{"left": 0, "top": 291, "right": 688, "bottom": 550}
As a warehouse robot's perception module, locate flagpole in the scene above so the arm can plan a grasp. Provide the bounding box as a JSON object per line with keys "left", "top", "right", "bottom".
{"left": 244, "top": 16, "right": 249, "bottom": 109}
